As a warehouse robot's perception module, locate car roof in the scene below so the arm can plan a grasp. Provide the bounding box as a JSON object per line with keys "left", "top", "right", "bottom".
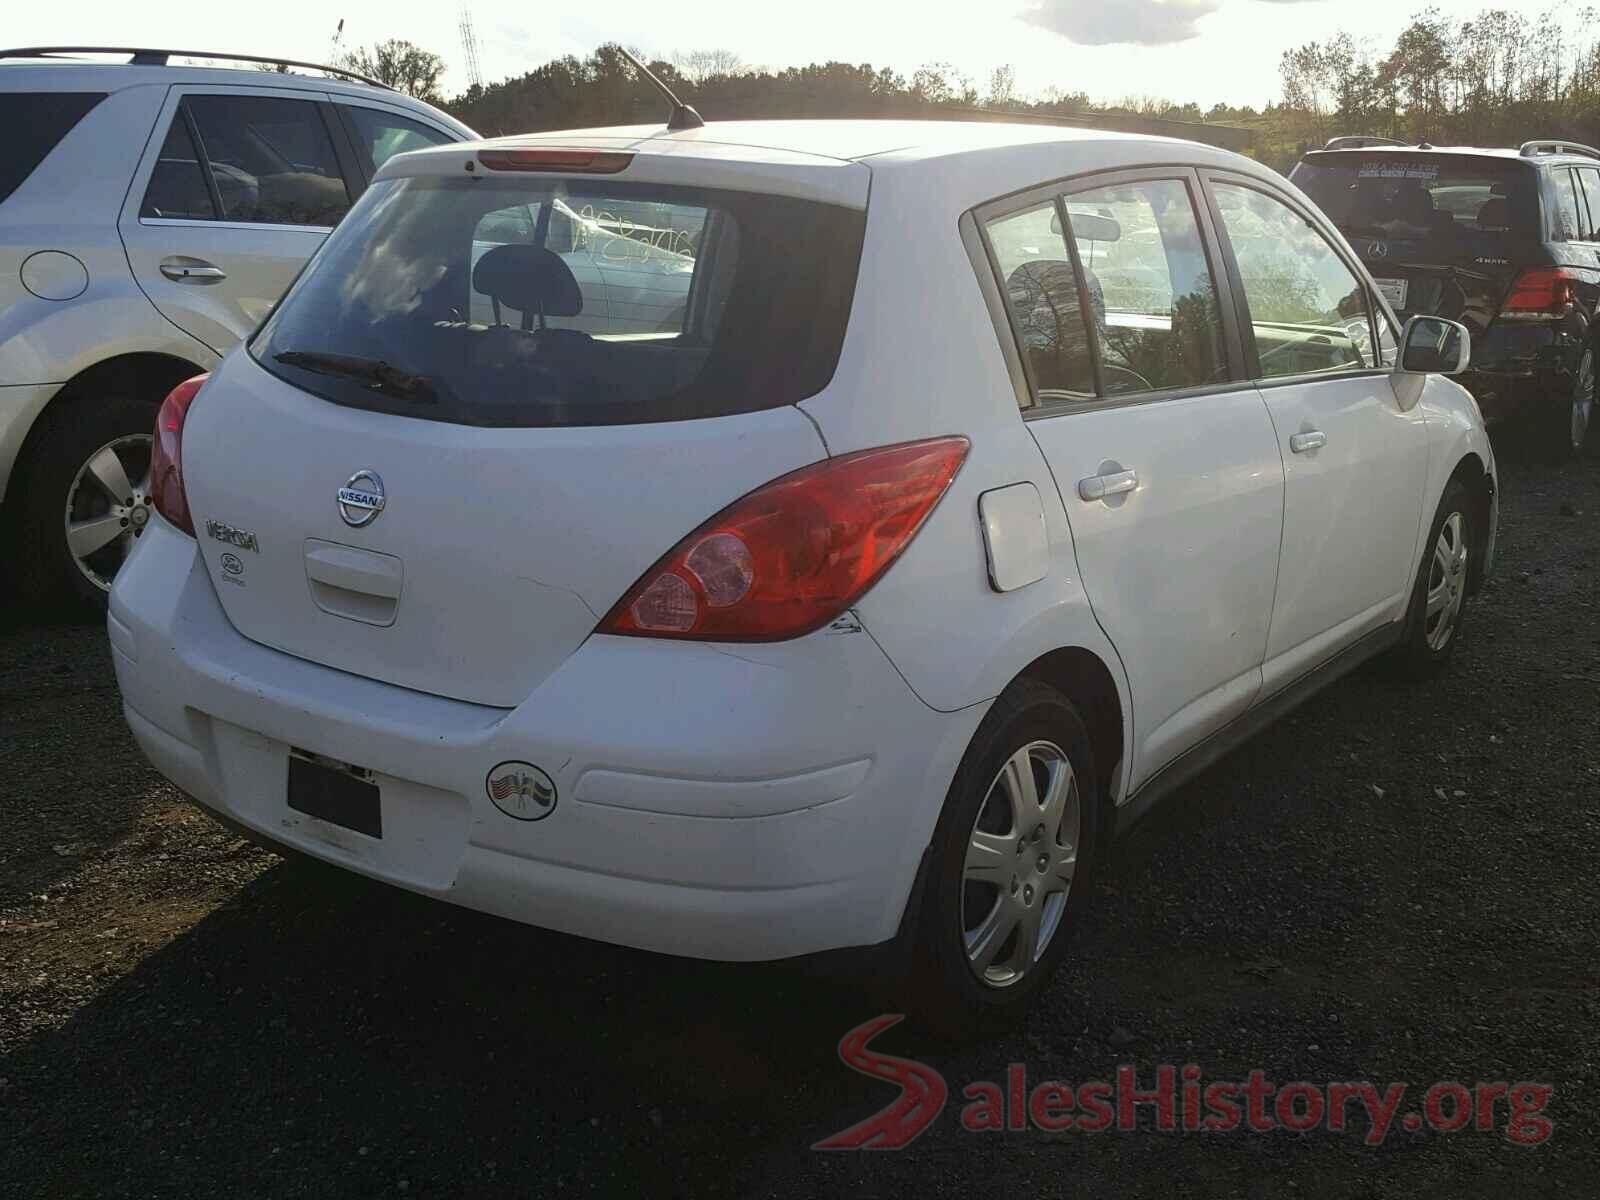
{"left": 1301, "top": 146, "right": 1588, "bottom": 168}
{"left": 0, "top": 57, "right": 401, "bottom": 103}
{"left": 472, "top": 118, "right": 1230, "bottom": 164}
{"left": 385, "top": 119, "right": 1279, "bottom": 212}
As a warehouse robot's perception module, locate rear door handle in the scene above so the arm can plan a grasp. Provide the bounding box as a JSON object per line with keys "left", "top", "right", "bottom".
{"left": 1289, "top": 430, "right": 1327, "bottom": 454}
{"left": 159, "top": 257, "right": 227, "bottom": 283}
{"left": 1077, "top": 469, "right": 1138, "bottom": 501}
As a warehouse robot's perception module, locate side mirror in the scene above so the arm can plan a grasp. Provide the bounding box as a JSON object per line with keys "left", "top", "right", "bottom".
{"left": 1397, "top": 315, "right": 1471, "bottom": 375}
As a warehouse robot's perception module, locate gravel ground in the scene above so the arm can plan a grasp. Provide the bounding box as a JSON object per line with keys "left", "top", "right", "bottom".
{"left": 2, "top": 433, "right": 1597, "bottom": 1198}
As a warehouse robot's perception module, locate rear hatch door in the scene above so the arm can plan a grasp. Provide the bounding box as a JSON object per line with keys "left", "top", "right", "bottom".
{"left": 180, "top": 144, "right": 869, "bottom": 707}
{"left": 1291, "top": 151, "right": 1539, "bottom": 338}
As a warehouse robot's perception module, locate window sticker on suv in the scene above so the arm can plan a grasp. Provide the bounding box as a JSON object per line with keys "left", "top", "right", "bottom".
{"left": 1357, "top": 161, "right": 1440, "bottom": 181}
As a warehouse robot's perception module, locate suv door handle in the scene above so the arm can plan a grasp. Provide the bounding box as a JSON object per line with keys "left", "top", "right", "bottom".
{"left": 159, "top": 257, "right": 227, "bottom": 283}
{"left": 1289, "top": 430, "right": 1327, "bottom": 454}
{"left": 1078, "top": 469, "right": 1138, "bottom": 501}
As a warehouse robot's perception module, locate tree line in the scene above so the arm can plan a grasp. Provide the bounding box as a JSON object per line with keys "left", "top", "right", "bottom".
{"left": 339, "top": 6, "right": 1600, "bottom": 175}
{"left": 1278, "top": 5, "right": 1600, "bottom": 155}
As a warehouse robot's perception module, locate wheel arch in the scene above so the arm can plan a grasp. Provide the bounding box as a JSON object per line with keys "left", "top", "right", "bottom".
{"left": 3, "top": 352, "right": 207, "bottom": 508}
{"left": 1013, "top": 645, "right": 1126, "bottom": 818}
{"left": 1444, "top": 450, "right": 1494, "bottom": 593}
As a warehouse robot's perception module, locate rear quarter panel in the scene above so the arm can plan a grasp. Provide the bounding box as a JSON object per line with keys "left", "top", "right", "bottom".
{"left": 800, "top": 159, "right": 1134, "bottom": 797}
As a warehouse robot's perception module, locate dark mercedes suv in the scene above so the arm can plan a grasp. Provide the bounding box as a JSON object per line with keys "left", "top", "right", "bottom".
{"left": 1291, "top": 136, "right": 1599, "bottom": 457}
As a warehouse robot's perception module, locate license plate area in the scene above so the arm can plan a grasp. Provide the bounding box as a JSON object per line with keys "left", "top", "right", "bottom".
{"left": 287, "top": 749, "right": 381, "bottom": 838}
{"left": 1375, "top": 277, "right": 1408, "bottom": 308}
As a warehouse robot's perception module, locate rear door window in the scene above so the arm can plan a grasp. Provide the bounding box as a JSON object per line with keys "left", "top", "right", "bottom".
{"left": 1212, "top": 181, "right": 1379, "bottom": 378}
{"left": 1550, "top": 168, "right": 1584, "bottom": 242}
{"left": 0, "top": 92, "right": 106, "bottom": 206}
{"left": 1573, "top": 168, "right": 1600, "bottom": 241}
{"left": 1059, "top": 178, "right": 1227, "bottom": 396}
{"left": 340, "top": 105, "right": 455, "bottom": 175}
{"left": 251, "top": 175, "right": 865, "bottom": 427}
{"left": 183, "top": 95, "right": 351, "bottom": 226}
{"left": 139, "top": 116, "right": 216, "bottom": 220}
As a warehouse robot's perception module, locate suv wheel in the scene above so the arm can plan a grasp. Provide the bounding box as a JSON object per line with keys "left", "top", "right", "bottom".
{"left": 1540, "top": 346, "right": 1594, "bottom": 459}
{"left": 908, "top": 679, "right": 1101, "bottom": 1035}
{"left": 12, "top": 391, "right": 160, "bottom": 614}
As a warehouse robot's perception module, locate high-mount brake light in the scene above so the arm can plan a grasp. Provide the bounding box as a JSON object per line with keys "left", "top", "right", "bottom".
{"left": 477, "top": 149, "right": 633, "bottom": 174}
{"left": 599, "top": 437, "right": 970, "bottom": 642}
{"left": 149, "top": 374, "right": 208, "bottom": 536}
{"left": 1500, "top": 266, "right": 1579, "bottom": 319}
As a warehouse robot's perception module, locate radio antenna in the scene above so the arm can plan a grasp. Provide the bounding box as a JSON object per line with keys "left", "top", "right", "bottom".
{"left": 616, "top": 46, "right": 705, "bottom": 131}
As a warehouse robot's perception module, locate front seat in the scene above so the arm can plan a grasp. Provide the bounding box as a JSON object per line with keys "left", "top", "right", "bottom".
{"left": 472, "top": 243, "right": 586, "bottom": 332}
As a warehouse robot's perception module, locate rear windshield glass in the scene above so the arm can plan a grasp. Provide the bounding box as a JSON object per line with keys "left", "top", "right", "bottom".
{"left": 1291, "top": 154, "right": 1538, "bottom": 249}
{"left": 0, "top": 92, "right": 106, "bottom": 206}
{"left": 250, "top": 174, "right": 866, "bottom": 427}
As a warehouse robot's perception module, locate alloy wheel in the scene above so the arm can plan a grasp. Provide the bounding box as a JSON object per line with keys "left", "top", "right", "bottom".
{"left": 961, "top": 740, "right": 1080, "bottom": 988}
{"left": 63, "top": 434, "right": 153, "bottom": 593}
{"left": 1572, "top": 349, "right": 1595, "bottom": 453}
{"left": 1423, "top": 511, "right": 1469, "bottom": 652}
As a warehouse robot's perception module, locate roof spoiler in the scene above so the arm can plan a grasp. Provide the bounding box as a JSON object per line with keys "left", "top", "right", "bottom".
{"left": 1320, "top": 136, "right": 1411, "bottom": 151}
{"left": 1520, "top": 140, "right": 1600, "bottom": 160}
{"left": 0, "top": 46, "right": 391, "bottom": 90}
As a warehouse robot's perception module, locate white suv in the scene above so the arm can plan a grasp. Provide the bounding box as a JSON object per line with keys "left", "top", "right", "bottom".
{"left": 108, "top": 121, "right": 1498, "bottom": 1029}
{"left": 0, "top": 48, "right": 474, "bottom": 609}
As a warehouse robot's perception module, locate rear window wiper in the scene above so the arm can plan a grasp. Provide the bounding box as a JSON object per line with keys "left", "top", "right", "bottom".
{"left": 273, "top": 350, "right": 441, "bottom": 405}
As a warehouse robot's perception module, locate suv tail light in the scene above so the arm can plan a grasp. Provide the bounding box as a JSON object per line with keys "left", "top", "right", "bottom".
{"left": 1499, "top": 267, "right": 1579, "bottom": 320}
{"left": 149, "top": 374, "right": 208, "bottom": 536}
{"left": 599, "top": 437, "right": 970, "bottom": 642}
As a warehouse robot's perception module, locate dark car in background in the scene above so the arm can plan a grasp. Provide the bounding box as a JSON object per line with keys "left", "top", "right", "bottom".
{"left": 1292, "top": 136, "right": 1600, "bottom": 457}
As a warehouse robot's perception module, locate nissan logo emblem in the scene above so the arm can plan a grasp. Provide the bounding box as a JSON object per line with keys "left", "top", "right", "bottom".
{"left": 336, "top": 470, "right": 386, "bottom": 528}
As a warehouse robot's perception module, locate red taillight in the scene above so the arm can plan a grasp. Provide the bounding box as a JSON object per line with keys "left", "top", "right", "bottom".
{"left": 477, "top": 149, "right": 633, "bottom": 174}
{"left": 599, "top": 437, "right": 971, "bottom": 642}
{"left": 1500, "top": 267, "right": 1578, "bottom": 319}
{"left": 149, "top": 374, "right": 207, "bottom": 536}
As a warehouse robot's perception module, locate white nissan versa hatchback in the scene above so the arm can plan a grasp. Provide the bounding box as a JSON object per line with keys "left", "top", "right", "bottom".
{"left": 109, "top": 121, "right": 1498, "bottom": 1029}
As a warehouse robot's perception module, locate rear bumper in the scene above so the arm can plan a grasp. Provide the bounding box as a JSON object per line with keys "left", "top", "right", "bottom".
{"left": 108, "top": 519, "right": 983, "bottom": 961}
{"left": 1460, "top": 322, "right": 1584, "bottom": 423}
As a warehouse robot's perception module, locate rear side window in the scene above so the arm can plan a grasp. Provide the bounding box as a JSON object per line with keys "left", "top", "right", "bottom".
{"left": 183, "top": 95, "right": 351, "bottom": 226}
{"left": 986, "top": 201, "right": 1095, "bottom": 399}
{"left": 0, "top": 92, "right": 106, "bottom": 206}
{"left": 251, "top": 175, "right": 866, "bottom": 427}
{"left": 341, "top": 106, "right": 454, "bottom": 175}
{"left": 1212, "top": 182, "right": 1379, "bottom": 378}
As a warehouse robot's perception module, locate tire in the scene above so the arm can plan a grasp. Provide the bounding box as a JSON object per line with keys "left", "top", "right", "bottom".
{"left": 11, "top": 387, "right": 161, "bottom": 616}
{"left": 906, "top": 678, "right": 1102, "bottom": 1037}
{"left": 1390, "top": 478, "right": 1475, "bottom": 679}
{"left": 1535, "top": 345, "right": 1594, "bottom": 461}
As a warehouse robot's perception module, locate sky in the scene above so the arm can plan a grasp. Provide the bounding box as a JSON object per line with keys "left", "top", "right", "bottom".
{"left": 4, "top": 0, "right": 1579, "bottom": 109}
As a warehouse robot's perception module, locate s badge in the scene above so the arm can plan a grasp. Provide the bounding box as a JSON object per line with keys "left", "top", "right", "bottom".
{"left": 485, "top": 761, "right": 558, "bottom": 821}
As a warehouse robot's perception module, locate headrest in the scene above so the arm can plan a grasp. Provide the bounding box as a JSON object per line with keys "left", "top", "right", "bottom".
{"left": 1476, "top": 197, "right": 1510, "bottom": 228}
{"left": 472, "top": 243, "right": 583, "bottom": 318}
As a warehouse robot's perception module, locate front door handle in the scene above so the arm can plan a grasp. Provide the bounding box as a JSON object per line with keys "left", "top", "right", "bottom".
{"left": 1289, "top": 430, "right": 1327, "bottom": 454}
{"left": 1078, "top": 468, "right": 1138, "bottom": 501}
{"left": 159, "top": 257, "right": 227, "bottom": 283}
